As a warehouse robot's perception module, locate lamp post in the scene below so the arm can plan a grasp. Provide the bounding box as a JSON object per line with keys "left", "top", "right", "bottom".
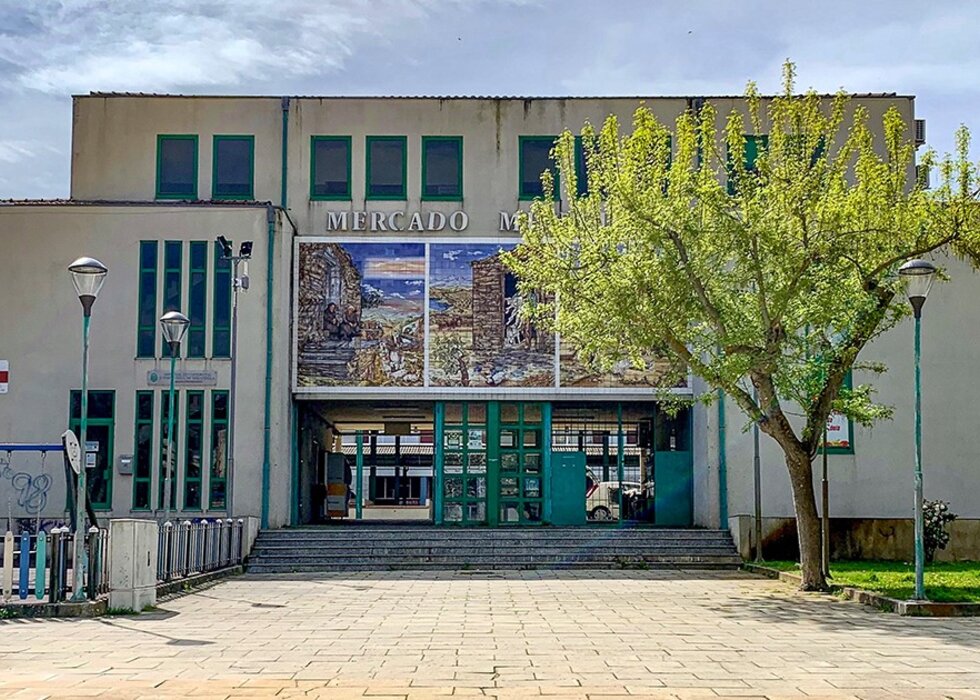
{"left": 752, "top": 386, "right": 763, "bottom": 562}
{"left": 68, "top": 256, "right": 107, "bottom": 601}
{"left": 898, "top": 258, "right": 938, "bottom": 601}
{"left": 160, "top": 311, "right": 190, "bottom": 525}
{"left": 216, "top": 236, "right": 252, "bottom": 517}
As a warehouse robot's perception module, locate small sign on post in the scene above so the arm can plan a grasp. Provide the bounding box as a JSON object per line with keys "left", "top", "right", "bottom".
{"left": 62, "top": 430, "right": 81, "bottom": 475}
{"left": 0, "top": 360, "right": 8, "bottom": 394}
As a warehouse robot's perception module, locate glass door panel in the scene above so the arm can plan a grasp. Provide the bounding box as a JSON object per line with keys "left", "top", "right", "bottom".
{"left": 441, "top": 402, "right": 488, "bottom": 525}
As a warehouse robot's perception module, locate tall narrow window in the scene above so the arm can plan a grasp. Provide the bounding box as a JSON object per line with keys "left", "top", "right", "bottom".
{"left": 161, "top": 241, "right": 182, "bottom": 356}
{"left": 366, "top": 136, "right": 407, "bottom": 200}
{"left": 210, "top": 390, "right": 229, "bottom": 509}
{"left": 136, "top": 241, "right": 158, "bottom": 358}
{"left": 311, "top": 136, "right": 351, "bottom": 200}
{"left": 69, "top": 390, "right": 115, "bottom": 510}
{"left": 519, "top": 136, "right": 559, "bottom": 200}
{"left": 574, "top": 136, "right": 588, "bottom": 196}
{"left": 159, "top": 389, "right": 179, "bottom": 510}
{"left": 212, "top": 241, "right": 232, "bottom": 358}
{"left": 728, "top": 134, "right": 768, "bottom": 194}
{"left": 156, "top": 135, "right": 198, "bottom": 199}
{"left": 187, "top": 241, "right": 208, "bottom": 358}
{"left": 183, "top": 391, "right": 204, "bottom": 510}
{"left": 421, "top": 136, "right": 462, "bottom": 200}
{"left": 212, "top": 135, "right": 254, "bottom": 200}
{"left": 133, "top": 391, "right": 154, "bottom": 510}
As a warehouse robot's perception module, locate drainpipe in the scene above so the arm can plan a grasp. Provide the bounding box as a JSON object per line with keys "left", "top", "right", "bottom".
{"left": 717, "top": 388, "right": 728, "bottom": 527}
{"left": 261, "top": 96, "right": 290, "bottom": 529}
{"left": 261, "top": 204, "right": 276, "bottom": 528}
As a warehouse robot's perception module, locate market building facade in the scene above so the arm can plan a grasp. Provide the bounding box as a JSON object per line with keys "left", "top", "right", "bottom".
{"left": 1, "top": 93, "right": 978, "bottom": 556}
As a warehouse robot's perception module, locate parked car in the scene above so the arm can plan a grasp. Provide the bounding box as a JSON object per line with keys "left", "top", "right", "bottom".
{"left": 585, "top": 469, "right": 651, "bottom": 521}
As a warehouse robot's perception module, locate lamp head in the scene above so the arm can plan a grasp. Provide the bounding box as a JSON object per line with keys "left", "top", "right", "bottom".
{"left": 217, "top": 235, "right": 233, "bottom": 259}
{"left": 68, "top": 256, "right": 108, "bottom": 316}
{"left": 159, "top": 310, "right": 190, "bottom": 350}
{"left": 898, "top": 259, "right": 937, "bottom": 317}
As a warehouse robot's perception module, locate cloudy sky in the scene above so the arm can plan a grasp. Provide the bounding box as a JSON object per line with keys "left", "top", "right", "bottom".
{"left": 1, "top": 0, "right": 977, "bottom": 199}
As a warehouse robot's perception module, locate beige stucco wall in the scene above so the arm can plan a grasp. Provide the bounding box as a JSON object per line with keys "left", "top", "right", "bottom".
{"left": 720, "top": 254, "right": 980, "bottom": 523}
{"left": 0, "top": 204, "right": 293, "bottom": 526}
{"left": 72, "top": 94, "right": 917, "bottom": 239}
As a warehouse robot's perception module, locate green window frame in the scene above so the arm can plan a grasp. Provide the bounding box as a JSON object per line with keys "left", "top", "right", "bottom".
{"left": 187, "top": 241, "right": 208, "bottom": 358}
{"left": 159, "top": 389, "right": 179, "bottom": 510}
{"left": 161, "top": 241, "right": 182, "bottom": 356}
{"left": 498, "top": 402, "right": 545, "bottom": 525}
{"left": 132, "top": 391, "right": 154, "bottom": 510}
{"left": 212, "top": 241, "right": 232, "bottom": 358}
{"left": 155, "top": 134, "right": 198, "bottom": 200}
{"left": 365, "top": 136, "right": 407, "bottom": 200}
{"left": 440, "top": 403, "right": 489, "bottom": 526}
{"left": 136, "top": 241, "right": 158, "bottom": 358}
{"left": 727, "top": 134, "right": 768, "bottom": 195}
{"left": 310, "top": 136, "right": 352, "bottom": 200}
{"left": 826, "top": 371, "right": 856, "bottom": 455}
{"left": 183, "top": 390, "right": 204, "bottom": 510}
{"left": 69, "top": 390, "right": 115, "bottom": 511}
{"left": 421, "top": 136, "right": 463, "bottom": 201}
{"left": 212, "top": 135, "right": 255, "bottom": 200}
{"left": 209, "top": 390, "right": 229, "bottom": 510}
{"left": 519, "top": 136, "right": 559, "bottom": 200}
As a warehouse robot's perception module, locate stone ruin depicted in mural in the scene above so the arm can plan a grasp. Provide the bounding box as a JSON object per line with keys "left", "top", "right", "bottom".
{"left": 297, "top": 242, "right": 425, "bottom": 387}
{"left": 429, "top": 243, "right": 554, "bottom": 387}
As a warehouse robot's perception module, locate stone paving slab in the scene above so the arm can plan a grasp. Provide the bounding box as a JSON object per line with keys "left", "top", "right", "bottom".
{"left": 0, "top": 569, "right": 979, "bottom": 698}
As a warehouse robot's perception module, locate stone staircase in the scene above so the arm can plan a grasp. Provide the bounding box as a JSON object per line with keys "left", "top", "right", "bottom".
{"left": 246, "top": 526, "right": 742, "bottom": 572}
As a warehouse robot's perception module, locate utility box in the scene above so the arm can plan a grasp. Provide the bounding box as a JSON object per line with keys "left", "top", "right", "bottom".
{"left": 108, "top": 519, "right": 158, "bottom": 613}
{"left": 549, "top": 452, "right": 586, "bottom": 526}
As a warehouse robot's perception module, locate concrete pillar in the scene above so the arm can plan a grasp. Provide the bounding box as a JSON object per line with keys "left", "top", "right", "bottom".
{"left": 108, "top": 519, "right": 158, "bottom": 612}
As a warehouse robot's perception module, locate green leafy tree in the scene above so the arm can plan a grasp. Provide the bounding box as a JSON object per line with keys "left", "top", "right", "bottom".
{"left": 504, "top": 63, "right": 980, "bottom": 590}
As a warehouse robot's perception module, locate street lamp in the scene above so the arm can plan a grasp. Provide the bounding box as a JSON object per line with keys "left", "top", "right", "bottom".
{"left": 216, "top": 236, "right": 252, "bottom": 517}
{"left": 160, "top": 310, "right": 190, "bottom": 524}
{"left": 67, "top": 256, "right": 107, "bottom": 601}
{"left": 898, "top": 258, "right": 938, "bottom": 601}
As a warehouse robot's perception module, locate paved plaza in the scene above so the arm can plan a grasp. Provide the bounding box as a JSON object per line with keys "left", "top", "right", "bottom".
{"left": 1, "top": 569, "right": 979, "bottom": 699}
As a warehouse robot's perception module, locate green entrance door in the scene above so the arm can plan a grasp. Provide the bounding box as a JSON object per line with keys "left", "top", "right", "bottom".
{"left": 437, "top": 402, "right": 489, "bottom": 525}
{"left": 435, "top": 401, "right": 550, "bottom": 526}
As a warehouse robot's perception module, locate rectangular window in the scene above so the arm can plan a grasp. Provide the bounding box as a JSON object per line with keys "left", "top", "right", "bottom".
{"left": 212, "top": 135, "right": 254, "bottom": 200}
{"left": 159, "top": 389, "right": 179, "bottom": 510}
{"left": 366, "top": 136, "right": 407, "bottom": 200}
{"left": 136, "top": 241, "right": 158, "bottom": 358}
{"left": 728, "top": 134, "right": 768, "bottom": 195}
{"left": 212, "top": 241, "right": 232, "bottom": 358}
{"left": 183, "top": 391, "right": 204, "bottom": 510}
{"left": 69, "top": 390, "right": 115, "bottom": 510}
{"left": 574, "top": 136, "right": 588, "bottom": 196}
{"left": 210, "top": 390, "right": 229, "bottom": 510}
{"left": 156, "top": 135, "right": 198, "bottom": 199}
{"left": 826, "top": 371, "right": 856, "bottom": 455}
{"left": 187, "top": 241, "right": 208, "bottom": 358}
{"left": 310, "top": 136, "right": 351, "bottom": 200}
{"left": 162, "top": 241, "right": 182, "bottom": 356}
{"left": 519, "top": 136, "right": 559, "bottom": 200}
{"left": 133, "top": 391, "right": 154, "bottom": 510}
{"left": 421, "top": 136, "right": 462, "bottom": 200}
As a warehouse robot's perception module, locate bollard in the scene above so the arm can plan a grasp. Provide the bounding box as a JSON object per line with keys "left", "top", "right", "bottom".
{"left": 35, "top": 529, "right": 47, "bottom": 601}
{"left": 87, "top": 526, "right": 99, "bottom": 600}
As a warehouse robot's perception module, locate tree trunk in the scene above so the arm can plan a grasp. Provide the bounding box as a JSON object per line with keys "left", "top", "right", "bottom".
{"left": 783, "top": 444, "right": 827, "bottom": 590}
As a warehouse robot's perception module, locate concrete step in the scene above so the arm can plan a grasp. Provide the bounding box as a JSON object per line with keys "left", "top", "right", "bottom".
{"left": 246, "top": 525, "right": 740, "bottom": 573}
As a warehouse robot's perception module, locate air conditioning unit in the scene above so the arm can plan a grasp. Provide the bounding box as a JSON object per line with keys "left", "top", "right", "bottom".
{"left": 916, "top": 164, "right": 931, "bottom": 190}
{"left": 915, "top": 119, "right": 926, "bottom": 146}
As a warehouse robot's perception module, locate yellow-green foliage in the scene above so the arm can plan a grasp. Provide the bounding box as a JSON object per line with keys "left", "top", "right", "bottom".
{"left": 506, "top": 62, "right": 980, "bottom": 454}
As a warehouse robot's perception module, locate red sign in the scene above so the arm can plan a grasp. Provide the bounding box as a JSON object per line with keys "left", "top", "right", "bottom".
{"left": 0, "top": 360, "right": 7, "bottom": 394}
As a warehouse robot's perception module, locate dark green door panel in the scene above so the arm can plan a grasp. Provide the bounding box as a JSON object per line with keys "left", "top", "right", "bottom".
{"left": 654, "top": 450, "right": 693, "bottom": 526}
{"left": 549, "top": 451, "right": 586, "bottom": 526}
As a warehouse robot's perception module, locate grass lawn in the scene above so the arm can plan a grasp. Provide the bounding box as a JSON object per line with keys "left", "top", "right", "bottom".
{"left": 763, "top": 560, "right": 980, "bottom": 603}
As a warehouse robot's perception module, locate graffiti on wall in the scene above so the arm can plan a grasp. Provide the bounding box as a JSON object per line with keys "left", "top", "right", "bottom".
{"left": 0, "top": 456, "right": 53, "bottom": 516}
{"left": 295, "top": 239, "right": 685, "bottom": 392}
